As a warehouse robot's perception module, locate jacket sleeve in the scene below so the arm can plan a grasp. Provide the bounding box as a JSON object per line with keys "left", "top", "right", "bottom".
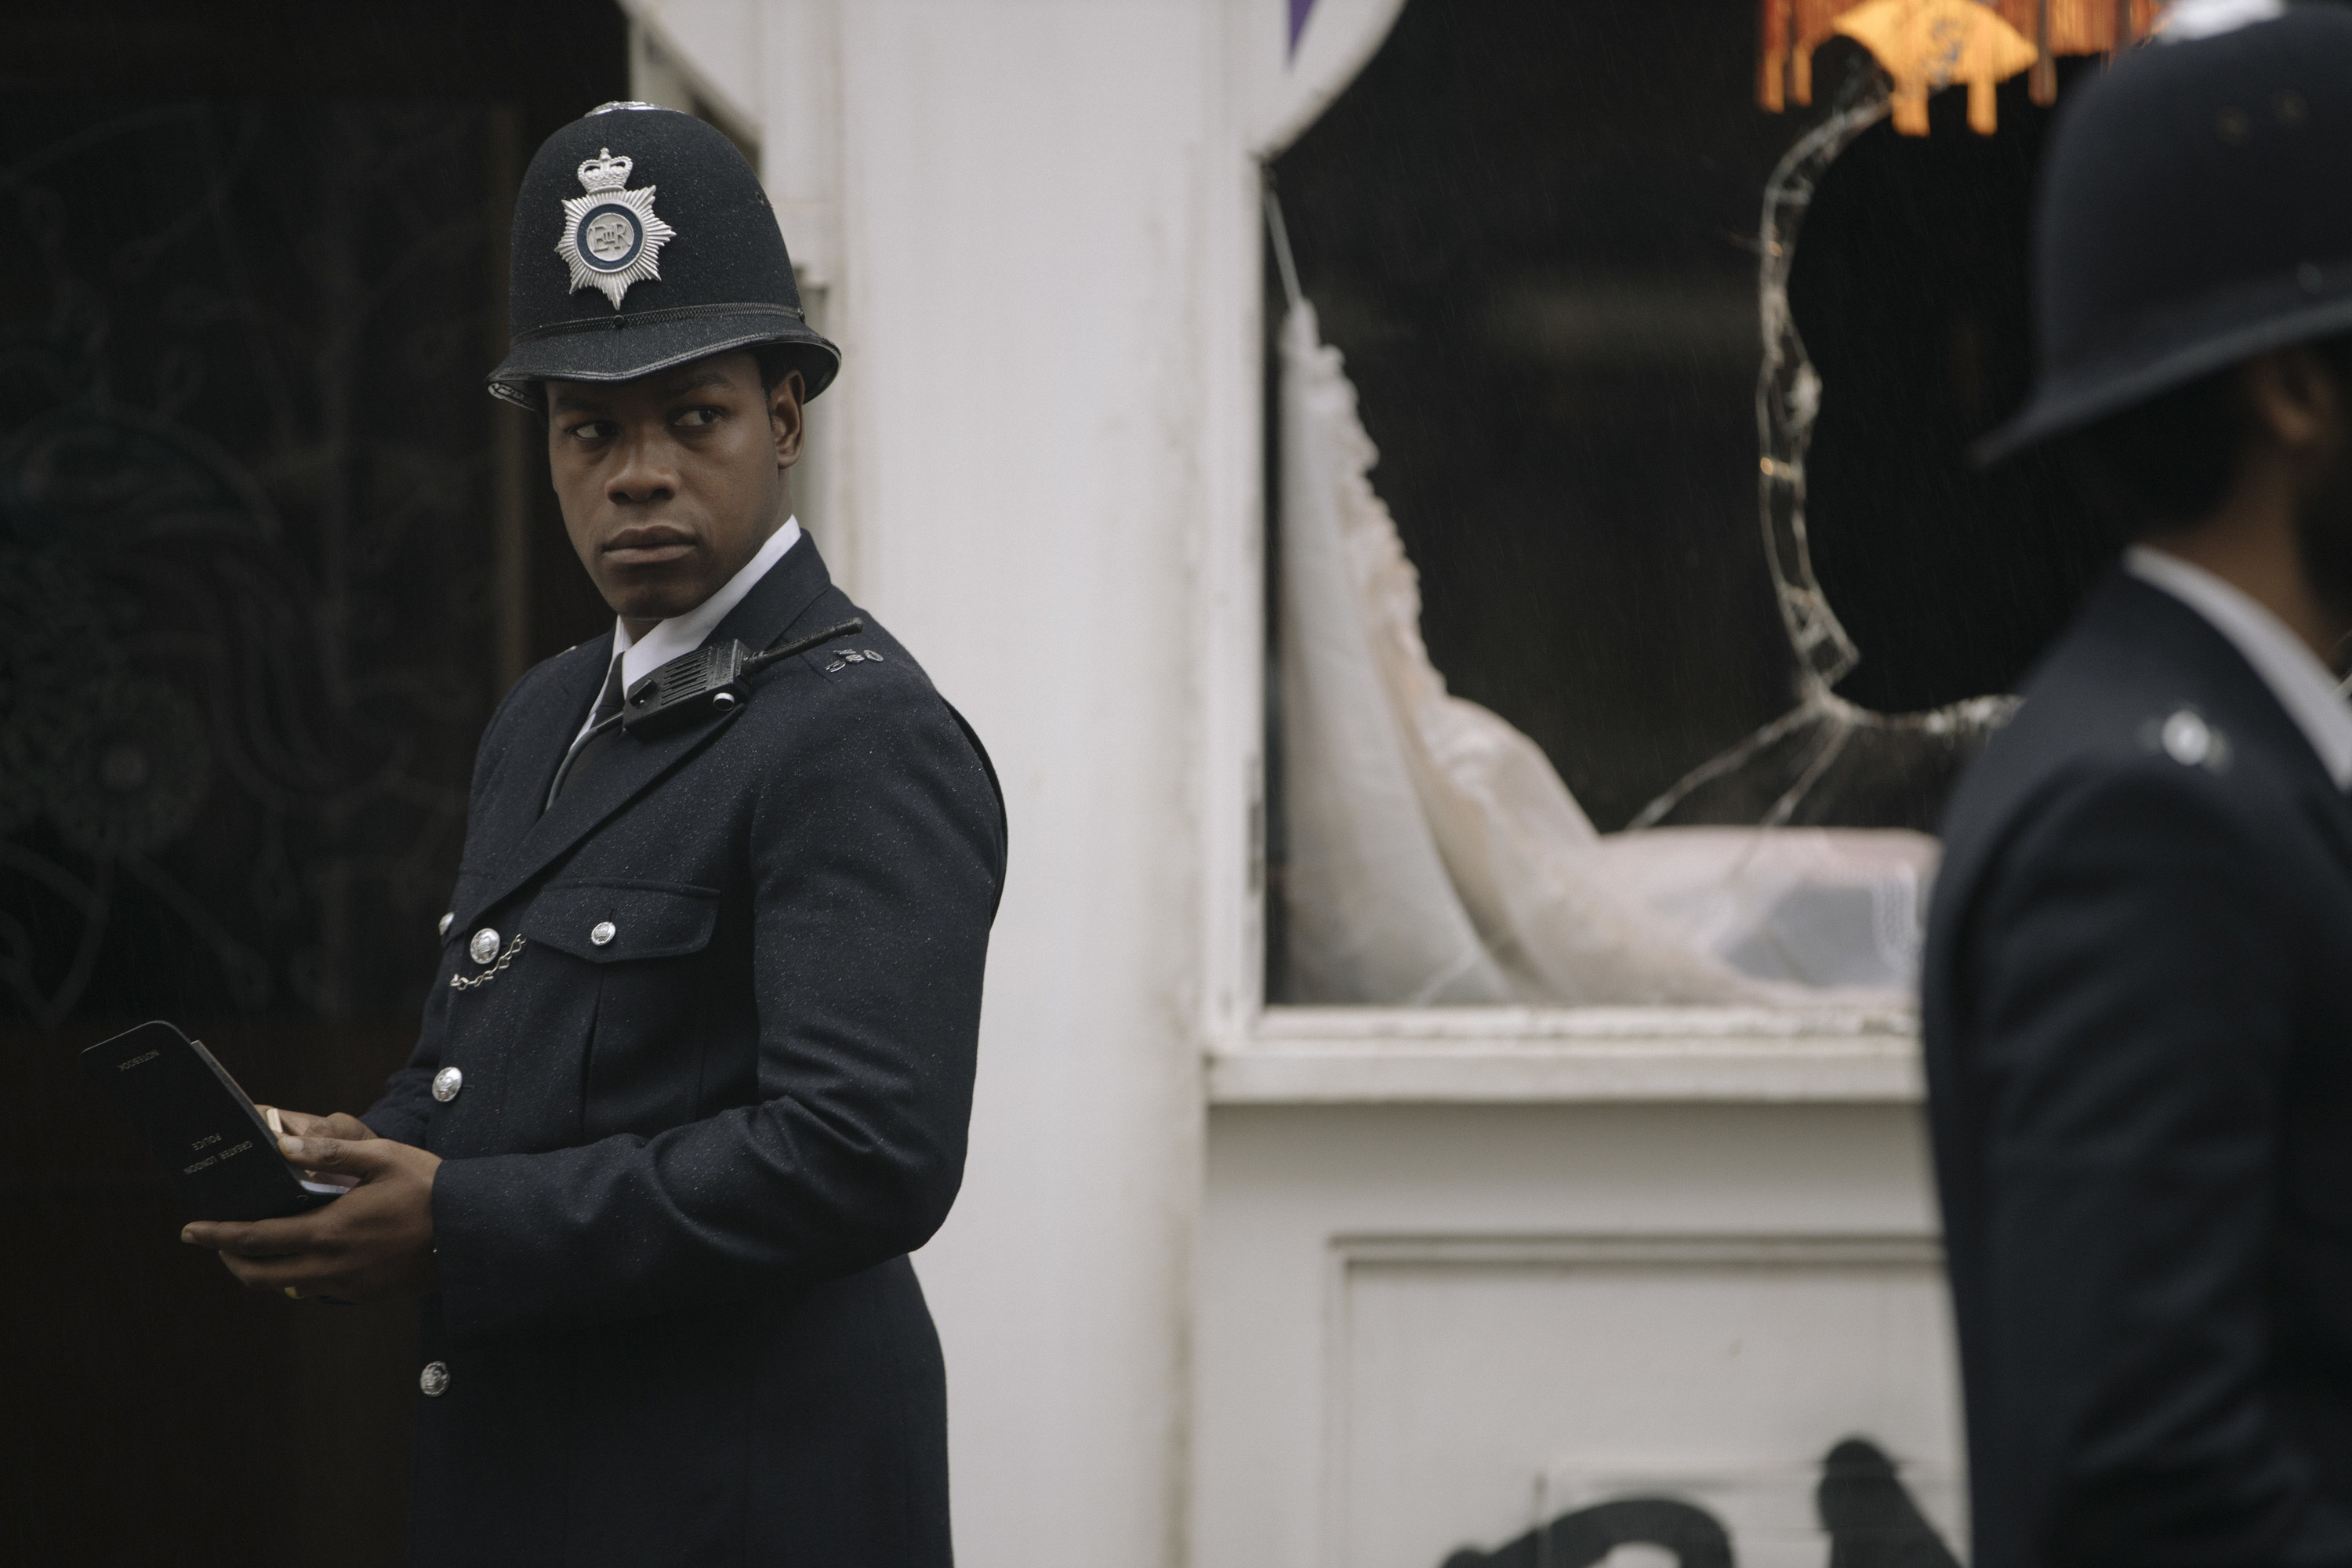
{"left": 1961, "top": 760, "right": 2352, "bottom": 1566}
{"left": 427, "top": 681, "right": 1004, "bottom": 1337}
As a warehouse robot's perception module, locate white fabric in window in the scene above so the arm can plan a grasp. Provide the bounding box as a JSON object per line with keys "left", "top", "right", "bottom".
{"left": 1276, "top": 299, "right": 1933, "bottom": 1006}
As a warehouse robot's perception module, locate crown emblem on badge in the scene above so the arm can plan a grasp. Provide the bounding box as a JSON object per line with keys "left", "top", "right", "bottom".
{"left": 576, "top": 149, "right": 634, "bottom": 191}
{"left": 555, "top": 147, "right": 677, "bottom": 309}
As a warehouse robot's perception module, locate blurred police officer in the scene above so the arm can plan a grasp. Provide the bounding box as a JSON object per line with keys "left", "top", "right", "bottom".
{"left": 182, "top": 103, "right": 1005, "bottom": 1566}
{"left": 1926, "top": 7, "right": 2352, "bottom": 1566}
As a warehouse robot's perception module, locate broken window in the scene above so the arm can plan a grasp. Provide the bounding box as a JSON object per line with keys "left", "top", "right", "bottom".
{"left": 1265, "top": 0, "right": 2115, "bottom": 1005}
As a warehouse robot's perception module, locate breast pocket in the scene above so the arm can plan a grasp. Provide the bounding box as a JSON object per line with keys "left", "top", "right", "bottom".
{"left": 522, "top": 880, "right": 723, "bottom": 1141}
{"left": 523, "top": 879, "right": 720, "bottom": 964}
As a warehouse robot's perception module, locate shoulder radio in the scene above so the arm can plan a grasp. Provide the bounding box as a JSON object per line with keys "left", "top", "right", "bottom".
{"left": 545, "top": 619, "right": 864, "bottom": 804}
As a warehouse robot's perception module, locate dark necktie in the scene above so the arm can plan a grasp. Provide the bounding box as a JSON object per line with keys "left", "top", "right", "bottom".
{"left": 549, "top": 654, "right": 627, "bottom": 808}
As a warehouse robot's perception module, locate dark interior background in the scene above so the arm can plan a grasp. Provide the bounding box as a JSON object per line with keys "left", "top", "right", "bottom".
{"left": 1267, "top": 0, "right": 2110, "bottom": 845}
{"left": 0, "top": 5, "right": 626, "bottom": 1563}
{"left": 1796, "top": 54, "right": 2111, "bottom": 713}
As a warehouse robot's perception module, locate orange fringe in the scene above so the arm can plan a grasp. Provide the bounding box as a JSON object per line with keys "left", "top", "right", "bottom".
{"left": 1761, "top": 0, "right": 2163, "bottom": 114}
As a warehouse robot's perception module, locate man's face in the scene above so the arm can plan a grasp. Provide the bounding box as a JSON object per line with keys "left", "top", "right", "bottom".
{"left": 544, "top": 350, "right": 805, "bottom": 628}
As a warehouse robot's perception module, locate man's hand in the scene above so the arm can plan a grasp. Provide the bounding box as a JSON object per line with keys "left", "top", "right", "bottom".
{"left": 181, "top": 1128, "right": 442, "bottom": 1303}
{"left": 268, "top": 1107, "right": 379, "bottom": 1144}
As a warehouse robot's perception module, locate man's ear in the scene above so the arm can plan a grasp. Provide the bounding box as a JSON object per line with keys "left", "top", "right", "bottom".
{"left": 2243, "top": 347, "right": 2342, "bottom": 457}
{"left": 768, "top": 369, "right": 807, "bottom": 469}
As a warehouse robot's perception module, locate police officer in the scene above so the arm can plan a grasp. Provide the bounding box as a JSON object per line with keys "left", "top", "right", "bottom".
{"left": 1926, "top": 9, "right": 2352, "bottom": 1567}
{"left": 180, "top": 103, "right": 1005, "bottom": 1566}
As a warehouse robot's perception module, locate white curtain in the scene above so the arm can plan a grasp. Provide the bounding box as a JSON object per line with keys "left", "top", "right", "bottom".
{"left": 1276, "top": 300, "right": 1936, "bottom": 1007}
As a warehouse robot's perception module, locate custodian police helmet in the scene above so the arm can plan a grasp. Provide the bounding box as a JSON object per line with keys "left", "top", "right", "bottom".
{"left": 1978, "top": 5, "right": 2352, "bottom": 462}
{"left": 486, "top": 102, "right": 840, "bottom": 410}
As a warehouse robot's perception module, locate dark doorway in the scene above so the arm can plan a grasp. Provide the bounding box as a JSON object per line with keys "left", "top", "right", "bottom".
{"left": 1, "top": 5, "right": 626, "bottom": 1564}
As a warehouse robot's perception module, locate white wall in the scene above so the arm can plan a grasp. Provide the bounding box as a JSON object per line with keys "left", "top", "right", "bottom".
{"left": 610, "top": 9, "right": 1961, "bottom": 1568}
{"left": 630, "top": 5, "right": 1230, "bottom": 1563}
{"left": 1195, "top": 1102, "right": 1958, "bottom": 1568}
{"left": 833, "top": 7, "right": 1214, "bottom": 1564}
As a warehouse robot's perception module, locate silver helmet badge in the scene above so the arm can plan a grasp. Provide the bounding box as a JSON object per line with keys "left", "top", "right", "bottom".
{"left": 556, "top": 147, "right": 677, "bottom": 309}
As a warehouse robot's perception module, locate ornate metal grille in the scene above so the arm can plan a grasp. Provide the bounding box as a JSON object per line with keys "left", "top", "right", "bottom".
{"left": 0, "top": 100, "right": 505, "bottom": 1025}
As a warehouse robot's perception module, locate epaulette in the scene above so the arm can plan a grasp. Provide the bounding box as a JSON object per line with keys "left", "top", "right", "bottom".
{"left": 2139, "top": 705, "right": 2232, "bottom": 775}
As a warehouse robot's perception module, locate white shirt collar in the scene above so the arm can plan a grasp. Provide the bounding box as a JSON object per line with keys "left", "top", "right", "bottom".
{"left": 2155, "top": 0, "right": 2284, "bottom": 43}
{"left": 2125, "top": 543, "right": 2352, "bottom": 789}
{"left": 575, "top": 518, "right": 801, "bottom": 743}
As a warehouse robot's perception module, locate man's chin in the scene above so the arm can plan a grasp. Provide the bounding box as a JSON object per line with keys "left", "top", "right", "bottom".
{"left": 598, "top": 572, "right": 718, "bottom": 626}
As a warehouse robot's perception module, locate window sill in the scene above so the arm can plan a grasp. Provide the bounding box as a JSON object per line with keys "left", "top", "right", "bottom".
{"left": 1207, "top": 1005, "right": 1922, "bottom": 1105}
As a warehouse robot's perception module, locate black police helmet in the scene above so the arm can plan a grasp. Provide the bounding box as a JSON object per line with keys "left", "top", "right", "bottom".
{"left": 1979, "top": 5, "right": 2352, "bottom": 463}
{"left": 487, "top": 101, "right": 839, "bottom": 410}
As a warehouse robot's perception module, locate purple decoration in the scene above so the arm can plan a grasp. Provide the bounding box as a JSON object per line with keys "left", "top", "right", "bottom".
{"left": 1289, "top": 0, "right": 1319, "bottom": 56}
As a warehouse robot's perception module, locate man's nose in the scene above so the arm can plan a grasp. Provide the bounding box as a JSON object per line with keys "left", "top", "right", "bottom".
{"left": 606, "top": 433, "right": 679, "bottom": 505}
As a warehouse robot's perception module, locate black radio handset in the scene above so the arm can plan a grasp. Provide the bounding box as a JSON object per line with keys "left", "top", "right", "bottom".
{"left": 546, "top": 619, "right": 865, "bottom": 807}
{"left": 617, "top": 617, "right": 866, "bottom": 738}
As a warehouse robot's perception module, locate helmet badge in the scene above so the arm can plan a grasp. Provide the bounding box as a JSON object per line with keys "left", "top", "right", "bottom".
{"left": 556, "top": 148, "right": 677, "bottom": 309}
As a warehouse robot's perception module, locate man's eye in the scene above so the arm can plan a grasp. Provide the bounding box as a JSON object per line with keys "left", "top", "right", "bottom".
{"left": 568, "top": 421, "right": 615, "bottom": 442}
{"left": 675, "top": 407, "right": 722, "bottom": 428}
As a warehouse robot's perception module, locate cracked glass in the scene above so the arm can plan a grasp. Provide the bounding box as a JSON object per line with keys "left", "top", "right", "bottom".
{"left": 1265, "top": 0, "right": 2118, "bottom": 1002}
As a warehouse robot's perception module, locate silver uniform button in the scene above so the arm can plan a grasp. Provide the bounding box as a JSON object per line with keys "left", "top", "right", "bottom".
{"left": 469, "top": 927, "right": 499, "bottom": 964}
{"left": 2161, "top": 709, "right": 2212, "bottom": 767}
{"left": 437, "top": 912, "right": 454, "bottom": 939}
{"left": 432, "top": 1065, "right": 463, "bottom": 1103}
{"left": 419, "top": 1361, "right": 450, "bottom": 1397}
{"left": 590, "top": 920, "right": 616, "bottom": 946}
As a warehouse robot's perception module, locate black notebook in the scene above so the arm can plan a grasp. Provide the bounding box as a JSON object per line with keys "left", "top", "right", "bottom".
{"left": 82, "top": 1020, "right": 346, "bottom": 1222}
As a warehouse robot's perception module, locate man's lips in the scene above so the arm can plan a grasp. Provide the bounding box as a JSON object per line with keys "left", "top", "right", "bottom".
{"left": 601, "top": 524, "right": 698, "bottom": 567}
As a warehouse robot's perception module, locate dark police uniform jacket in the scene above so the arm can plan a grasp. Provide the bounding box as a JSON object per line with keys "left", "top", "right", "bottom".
{"left": 1923, "top": 570, "right": 2352, "bottom": 1568}
{"left": 362, "top": 535, "right": 1004, "bottom": 1567}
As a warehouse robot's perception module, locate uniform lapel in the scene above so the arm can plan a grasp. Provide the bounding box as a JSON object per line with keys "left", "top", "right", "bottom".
{"left": 454, "top": 535, "right": 840, "bottom": 928}
{"left": 470, "top": 637, "right": 612, "bottom": 874}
